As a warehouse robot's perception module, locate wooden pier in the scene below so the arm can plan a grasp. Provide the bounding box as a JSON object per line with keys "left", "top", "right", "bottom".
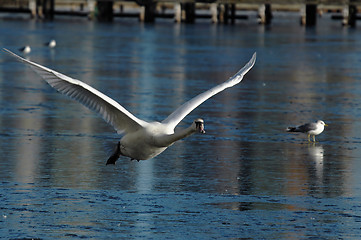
{"left": 0, "top": 0, "right": 360, "bottom": 26}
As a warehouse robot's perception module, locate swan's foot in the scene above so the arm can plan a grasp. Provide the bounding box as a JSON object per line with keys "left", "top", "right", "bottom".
{"left": 106, "top": 142, "right": 121, "bottom": 165}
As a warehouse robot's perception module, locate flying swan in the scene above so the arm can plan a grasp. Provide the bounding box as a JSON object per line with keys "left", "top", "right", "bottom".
{"left": 4, "top": 48, "right": 256, "bottom": 164}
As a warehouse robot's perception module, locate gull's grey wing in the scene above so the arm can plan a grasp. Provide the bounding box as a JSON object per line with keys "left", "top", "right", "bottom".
{"left": 4, "top": 48, "right": 148, "bottom": 134}
{"left": 296, "top": 122, "right": 317, "bottom": 133}
{"left": 162, "top": 52, "right": 256, "bottom": 129}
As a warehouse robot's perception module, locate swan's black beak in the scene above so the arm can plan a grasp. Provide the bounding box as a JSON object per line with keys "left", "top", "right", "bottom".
{"left": 195, "top": 120, "right": 205, "bottom": 134}
{"left": 199, "top": 124, "right": 205, "bottom": 134}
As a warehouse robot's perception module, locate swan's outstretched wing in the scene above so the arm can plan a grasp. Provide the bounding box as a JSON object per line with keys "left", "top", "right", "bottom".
{"left": 162, "top": 52, "right": 256, "bottom": 129}
{"left": 3, "top": 48, "right": 147, "bottom": 134}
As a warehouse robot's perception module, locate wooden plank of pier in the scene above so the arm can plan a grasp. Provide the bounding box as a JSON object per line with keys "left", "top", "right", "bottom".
{"left": 0, "top": 0, "right": 360, "bottom": 26}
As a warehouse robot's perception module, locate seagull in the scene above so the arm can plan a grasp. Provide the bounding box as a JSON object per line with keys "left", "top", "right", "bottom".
{"left": 3, "top": 48, "right": 256, "bottom": 164}
{"left": 19, "top": 45, "right": 31, "bottom": 54}
{"left": 44, "top": 39, "right": 56, "bottom": 48}
{"left": 286, "top": 120, "right": 328, "bottom": 142}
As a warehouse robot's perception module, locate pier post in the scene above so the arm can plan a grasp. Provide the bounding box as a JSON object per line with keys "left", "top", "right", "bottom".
{"left": 302, "top": 3, "right": 317, "bottom": 26}
{"left": 230, "top": 4, "right": 236, "bottom": 24}
{"left": 96, "top": 1, "right": 113, "bottom": 21}
{"left": 218, "top": 4, "right": 225, "bottom": 23}
{"left": 258, "top": 4, "right": 272, "bottom": 25}
{"left": 33, "top": 0, "right": 44, "bottom": 19}
{"left": 88, "top": 0, "right": 96, "bottom": 20}
{"left": 224, "top": 4, "right": 229, "bottom": 24}
{"left": 29, "top": 0, "right": 36, "bottom": 18}
{"left": 140, "top": 6, "right": 145, "bottom": 21}
{"left": 210, "top": 3, "right": 217, "bottom": 23}
{"left": 42, "top": 0, "right": 54, "bottom": 20}
{"left": 174, "top": 3, "right": 181, "bottom": 23}
{"left": 342, "top": 4, "right": 357, "bottom": 27}
{"left": 143, "top": 1, "right": 156, "bottom": 22}
{"left": 300, "top": 4, "right": 305, "bottom": 25}
{"left": 182, "top": 2, "right": 195, "bottom": 23}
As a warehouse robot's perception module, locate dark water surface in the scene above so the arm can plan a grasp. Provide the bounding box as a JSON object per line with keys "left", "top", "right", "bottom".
{"left": 1, "top": 13, "right": 361, "bottom": 239}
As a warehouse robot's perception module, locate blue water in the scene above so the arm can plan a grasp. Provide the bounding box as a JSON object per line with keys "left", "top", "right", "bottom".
{"left": 1, "top": 12, "right": 361, "bottom": 239}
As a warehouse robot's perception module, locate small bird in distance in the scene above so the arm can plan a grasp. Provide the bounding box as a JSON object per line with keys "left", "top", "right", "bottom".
{"left": 19, "top": 45, "right": 31, "bottom": 54}
{"left": 44, "top": 39, "right": 56, "bottom": 48}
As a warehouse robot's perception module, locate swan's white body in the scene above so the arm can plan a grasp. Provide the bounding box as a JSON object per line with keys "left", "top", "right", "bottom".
{"left": 4, "top": 48, "right": 256, "bottom": 163}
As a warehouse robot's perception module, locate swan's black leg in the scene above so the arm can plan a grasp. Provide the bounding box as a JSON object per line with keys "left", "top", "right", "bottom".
{"left": 106, "top": 142, "right": 121, "bottom": 165}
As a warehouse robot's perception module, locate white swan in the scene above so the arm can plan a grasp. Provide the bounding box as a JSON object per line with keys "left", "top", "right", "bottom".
{"left": 4, "top": 48, "right": 256, "bottom": 164}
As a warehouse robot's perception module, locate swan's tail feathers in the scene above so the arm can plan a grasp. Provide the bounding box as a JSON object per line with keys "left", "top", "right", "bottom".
{"left": 106, "top": 142, "right": 121, "bottom": 165}
{"left": 286, "top": 127, "right": 297, "bottom": 132}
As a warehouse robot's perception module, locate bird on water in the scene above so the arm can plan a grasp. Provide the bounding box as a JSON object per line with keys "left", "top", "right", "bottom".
{"left": 4, "top": 48, "right": 256, "bottom": 164}
{"left": 19, "top": 45, "right": 31, "bottom": 54}
{"left": 286, "top": 120, "right": 328, "bottom": 142}
{"left": 44, "top": 39, "right": 56, "bottom": 48}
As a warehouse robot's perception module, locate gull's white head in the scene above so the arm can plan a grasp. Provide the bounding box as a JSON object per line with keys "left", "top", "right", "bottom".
{"left": 317, "top": 120, "right": 328, "bottom": 127}
{"left": 194, "top": 118, "right": 205, "bottom": 134}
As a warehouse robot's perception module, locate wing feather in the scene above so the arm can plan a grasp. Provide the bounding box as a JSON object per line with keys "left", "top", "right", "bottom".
{"left": 297, "top": 123, "right": 316, "bottom": 132}
{"left": 3, "top": 48, "right": 147, "bottom": 134}
{"left": 162, "top": 52, "right": 256, "bottom": 129}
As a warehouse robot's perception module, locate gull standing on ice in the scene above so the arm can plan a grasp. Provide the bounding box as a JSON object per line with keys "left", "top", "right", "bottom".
{"left": 4, "top": 48, "right": 256, "bottom": 164}
{"left": 45, "top": 39, "right": 56, "bottom": 48}
{"left": 286, "top": 120, "right": 328, "bottom": 142}
{"left": 19, "top": 45, "right": 31, "bottom": 54}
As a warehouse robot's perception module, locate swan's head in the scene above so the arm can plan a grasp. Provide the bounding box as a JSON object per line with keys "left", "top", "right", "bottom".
{"left": 194, "top": 118, "right": 205, "bottom": 134}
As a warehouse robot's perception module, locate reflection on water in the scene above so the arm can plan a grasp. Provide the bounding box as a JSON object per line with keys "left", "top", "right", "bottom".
{"left": 308, "top": 144, "right": 324, "bottom": 180}
{"left": 1, "top": 13, "right": 361, "bottom": 238}
{"left": 209, "top": 201, "right": 302, "bottom": 211}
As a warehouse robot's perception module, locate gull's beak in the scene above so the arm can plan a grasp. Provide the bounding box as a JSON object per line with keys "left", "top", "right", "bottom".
{"left": 325, "top": 124, "right": 328, "bottom": 127}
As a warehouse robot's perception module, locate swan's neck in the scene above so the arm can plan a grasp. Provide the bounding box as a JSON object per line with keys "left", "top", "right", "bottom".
{"left": 157, "top": 125, "right": 196, "bottom": 147}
